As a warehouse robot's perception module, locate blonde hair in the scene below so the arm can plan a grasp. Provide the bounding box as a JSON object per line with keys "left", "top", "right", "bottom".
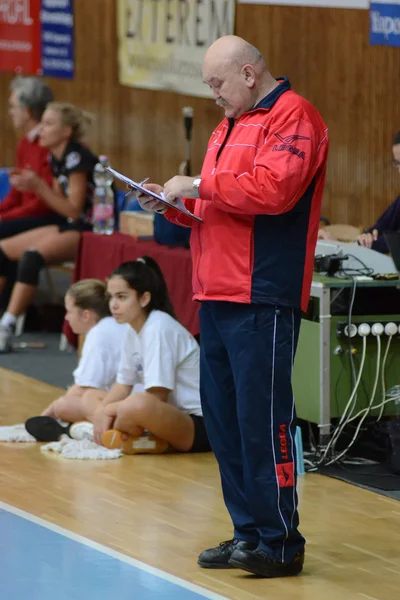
{"left": 67, "top": 279, "right": 110, "bottom": 320}
{"left": 47, "top": 102, "right": 94, "bottom": 141}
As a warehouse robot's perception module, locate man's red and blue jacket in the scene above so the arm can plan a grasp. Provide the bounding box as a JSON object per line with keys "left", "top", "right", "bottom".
{"left": 166, "top": 78, "right": 329, "bottom": 312}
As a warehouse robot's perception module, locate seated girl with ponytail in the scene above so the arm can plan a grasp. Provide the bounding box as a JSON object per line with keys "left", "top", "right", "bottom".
{"left": 25, "top": 279, "right": 127, "bottom": 441}
{"left": 95, "top": 256, "right": 210, "bottom": 454}
{"left": 28, "top": 257, "right": 210, "bottom": 454}
{"left": 0, "top": 102, "right": 99, "bottom": 353}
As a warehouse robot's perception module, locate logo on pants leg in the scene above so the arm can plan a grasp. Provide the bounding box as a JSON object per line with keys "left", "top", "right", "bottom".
{"left": 276, "top": 462, "right": 295, "bottom": 487}
{"left": 279, "top": 423, "right": 289, "bottom": 460}
{"left": 276, "top": 423, "right": 294, "bottom": 487}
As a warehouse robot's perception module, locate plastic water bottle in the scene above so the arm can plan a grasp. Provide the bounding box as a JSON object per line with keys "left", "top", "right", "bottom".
{"left": 92, "top": 156, "right": 114, "bottom": 235}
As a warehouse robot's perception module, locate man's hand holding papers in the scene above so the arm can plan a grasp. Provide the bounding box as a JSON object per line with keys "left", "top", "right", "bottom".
{"left": 138, "top": 183, "right": 168, "bottom": 214}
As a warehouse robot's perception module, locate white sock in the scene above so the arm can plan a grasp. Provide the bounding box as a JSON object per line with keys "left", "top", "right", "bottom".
{"left": 1, "top": 312, "right": 17, "bottom": 330}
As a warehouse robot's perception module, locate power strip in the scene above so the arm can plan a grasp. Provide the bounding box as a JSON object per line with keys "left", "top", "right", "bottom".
{"left": 337, "top": 321, "right": 400, "bottom": 338}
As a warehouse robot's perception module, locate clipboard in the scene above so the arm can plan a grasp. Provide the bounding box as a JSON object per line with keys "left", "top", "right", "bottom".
{"left": 106, "top": 166, "right": 203, "bottom": 223}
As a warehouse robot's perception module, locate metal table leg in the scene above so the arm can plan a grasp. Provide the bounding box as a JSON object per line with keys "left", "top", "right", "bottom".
{"left": 319, "top": 287, "right": 331, "bottom": 444}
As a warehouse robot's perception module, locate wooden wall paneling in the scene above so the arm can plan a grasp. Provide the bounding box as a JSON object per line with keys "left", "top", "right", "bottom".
{"left": 0, "top": 73, "right": 16, "bottom": 167}
{"left": 1, "top": 2, "right": 400, "bottom": 229}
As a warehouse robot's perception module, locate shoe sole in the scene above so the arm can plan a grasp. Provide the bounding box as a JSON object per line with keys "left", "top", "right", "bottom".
{"left": 197, "top": 560, "right": 236, "bottom": 569}
{"left": 228, "top": 558, "right": 303, "bottom": 577}
{"left": 101, "top": 429, "right": 169, "bottom": 454}
{"left": 25, "top": 416, "right": 69, "bottom": 442}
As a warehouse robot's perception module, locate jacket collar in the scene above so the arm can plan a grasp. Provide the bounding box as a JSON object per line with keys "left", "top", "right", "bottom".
{"left": 253, "top": 76, "right": 291, "bottom": 111}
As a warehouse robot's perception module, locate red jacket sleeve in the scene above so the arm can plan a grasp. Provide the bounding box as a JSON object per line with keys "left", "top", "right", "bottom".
{"left": 200, "top": 118, "right": 324, "bottom": 215}
{"left": 164, "top": 198, "right": 195, "bottom": 228}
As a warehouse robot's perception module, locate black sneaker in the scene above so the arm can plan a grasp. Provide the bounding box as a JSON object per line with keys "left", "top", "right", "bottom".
{"left": 25, "top": 416, "right": 71, "bottom": 442}
{"left": 198, "top": 539, "right": 258, "bottom": 569}
{"left": 229, "top": 547, "right": 305, "bottom": 577}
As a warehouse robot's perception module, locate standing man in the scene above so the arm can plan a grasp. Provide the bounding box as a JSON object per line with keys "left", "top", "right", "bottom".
{"left": 139, "top": 35, "right": 328, "bottom": 578}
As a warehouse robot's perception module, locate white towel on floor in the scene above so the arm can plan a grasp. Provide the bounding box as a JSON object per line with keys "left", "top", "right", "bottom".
{"left": 40, "top": 435, "right": 122, "bottom": 459}
{"left": 0, "top": 424, "right": 36, "bottom": 443}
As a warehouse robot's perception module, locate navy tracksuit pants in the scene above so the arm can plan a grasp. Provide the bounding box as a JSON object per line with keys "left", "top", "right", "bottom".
{"left": 199, "top": 301, "right": 305, "bottom": 563}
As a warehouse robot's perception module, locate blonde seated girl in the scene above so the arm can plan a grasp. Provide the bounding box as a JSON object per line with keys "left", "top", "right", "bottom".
{"left": 25, "top": 279, "right": 127, "bottom": 441}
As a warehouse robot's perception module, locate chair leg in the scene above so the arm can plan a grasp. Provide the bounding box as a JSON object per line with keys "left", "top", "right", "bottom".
{"left": 59, "top": 333, "right": 74, "bottom": 352}
{"left": 14, "top": 313, "right": 26, "bottom": 337}
{"left": 44, "top": 267, "right": 58, "bottom": 304}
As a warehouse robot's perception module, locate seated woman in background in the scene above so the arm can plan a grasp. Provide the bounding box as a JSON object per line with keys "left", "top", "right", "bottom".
{"left": 0, "top": 76, "right": 55, "bottom": 313}
{"left": 0, "top": 102, "right": 99, "bottom": 352}
{"left": 0, "top": 76, "right": 55, "bottom": 238}
{"left": 37, "top": 279, "right": 127, "bottom": 428}
{"left": 28, "top": 257, "right": 210, "bottom": 455}
{"left": 318, "top": 132, "right": 400, "bottom": 252}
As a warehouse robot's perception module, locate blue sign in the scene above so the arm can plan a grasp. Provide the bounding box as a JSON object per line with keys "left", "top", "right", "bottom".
{"left": 370, "top": 2, "right": 400, "bottom": 48}
{"left": 41, "top": 0, "right": 74, "bottom": 79}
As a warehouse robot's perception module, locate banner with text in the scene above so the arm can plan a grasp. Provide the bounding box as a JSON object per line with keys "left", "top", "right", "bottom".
{"left": 117, "top": 0, "right": 235, "bottom": 98}
{"left": 370, "top": 1, "right": 400, "bottom": 47}
{"left": 237, "top": 1, "right": 368, "bottom": 7}
{"left": 0, "top": 0, "right": 74, "bottom": 79}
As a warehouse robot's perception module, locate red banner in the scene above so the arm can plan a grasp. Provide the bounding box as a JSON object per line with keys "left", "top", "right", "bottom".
{"left": 0, "top": 0, "right": 41, "bottom": 74}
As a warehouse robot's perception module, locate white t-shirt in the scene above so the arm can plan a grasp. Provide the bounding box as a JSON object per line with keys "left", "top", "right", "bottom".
{"left": 116, "top": 310, "right": 202, "bottom": 417}
{"left": 73, "top": 317, "right": 128, "bottom": 391}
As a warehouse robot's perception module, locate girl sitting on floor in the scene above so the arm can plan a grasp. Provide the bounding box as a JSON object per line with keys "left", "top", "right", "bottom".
{"left": 97, "top": 256, "right": 210, "bottom": 454}
{"left": 0, "top": 102, "right": 99, "bottom": 353}
{"left": 28, "top": 257, "right": 210, "bottom": 454}
{"left": 25, "top": 279, "right": 126, "bottom": 440}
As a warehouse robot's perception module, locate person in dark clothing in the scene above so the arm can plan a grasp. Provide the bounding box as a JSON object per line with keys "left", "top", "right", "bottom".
{"left": 358, "top": 132, "right": 400, "bottom": 253}
{"left": 359, "top": 197, "right": 400, "bottom": 253}
{"left": 320, "top": 132, "right": 400, "bottom": 253}
{"left": 0, "top": 102, "right": 98, "bottom": 352}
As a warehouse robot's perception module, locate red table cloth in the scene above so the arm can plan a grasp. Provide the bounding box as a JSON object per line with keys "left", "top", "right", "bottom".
{"left": 63, "top": 232, "right": 199, "bottom": 347}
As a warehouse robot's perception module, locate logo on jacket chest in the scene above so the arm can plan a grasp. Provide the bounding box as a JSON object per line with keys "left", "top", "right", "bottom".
{"left": 272, "top": 133, "right": 310, "bottom": 161}
{"left": 272, "top": 143, "right": 306, "bottom": 160}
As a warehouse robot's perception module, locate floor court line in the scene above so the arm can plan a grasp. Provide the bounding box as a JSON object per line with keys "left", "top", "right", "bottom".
{"left": 0, "top": 500, "right": 229, "bottom": 600}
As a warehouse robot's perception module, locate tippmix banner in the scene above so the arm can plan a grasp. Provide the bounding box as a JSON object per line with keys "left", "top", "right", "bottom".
{"left": 117, "top": 0, "right": 236, "bottom": 98}
{"left": 0, "top": 0, "right": 74, "bottom": 79}
{"left": 370, "top": 0, "right": 400, "bottom": 46}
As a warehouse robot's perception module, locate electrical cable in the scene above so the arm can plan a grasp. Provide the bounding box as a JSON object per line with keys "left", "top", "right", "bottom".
{"left": 325, "top": 334, "right": 382, "bottom": 465}
{"left": 323, "top": 394, "right": 399, "bottom": 467}
{"left": 336, "top": 253, "right": 375, "bottom": 278}
{"left": 347, "top": 278, "right": 358, "bottom": 417}
{"left": 343, "top": 394, "right": 400, "bottom": 427}
{"left": 377, "top": 334, "right": 394, "bottom": 421}
{"left": 319, "top": 335, "right": 367, "bottom": 463}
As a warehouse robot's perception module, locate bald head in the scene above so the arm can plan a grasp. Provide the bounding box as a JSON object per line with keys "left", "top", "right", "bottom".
{"left": 203, "top": 36, "right": 276, "bottom": 119}
{"left": 205, "top": 36, "right": 265, "bottom": 72}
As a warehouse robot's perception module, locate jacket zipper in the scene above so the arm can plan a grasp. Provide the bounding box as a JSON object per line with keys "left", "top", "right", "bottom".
{"left": 196, "top": 118, "right": 235, "bottom": 295}
{"left": 213, "top": 118, "right": 235, "bottom": 172}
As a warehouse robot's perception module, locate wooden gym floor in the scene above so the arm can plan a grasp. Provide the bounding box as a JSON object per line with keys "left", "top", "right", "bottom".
{"left": 0, "top": 366, "right": 399, "bottom": 599}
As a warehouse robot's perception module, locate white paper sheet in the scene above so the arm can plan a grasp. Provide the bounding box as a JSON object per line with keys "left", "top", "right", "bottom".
{"left": 107, "top": 166, "right": 203, "bottom": 223}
